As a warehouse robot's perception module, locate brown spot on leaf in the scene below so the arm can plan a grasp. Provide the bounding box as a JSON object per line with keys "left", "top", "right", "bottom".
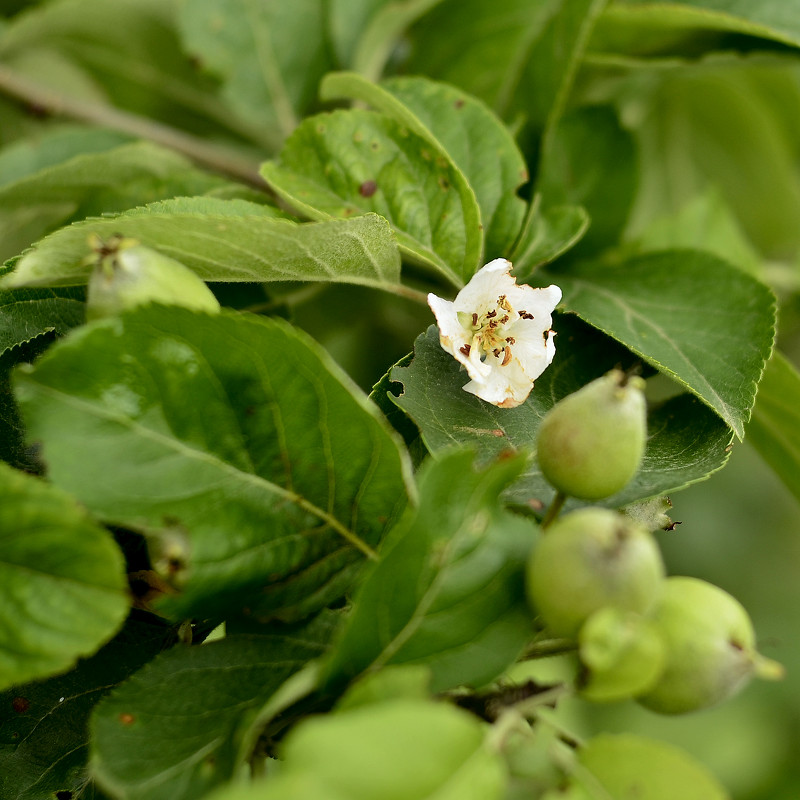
{"left": 454, "top": 98, "right": 465, "bottom": 109}
{"left": 359, "top": 180, "right": 378, "bottom": 198}
{"left": 118, "top": 712, "right": 135, "bottom": 726}
{"left": 12, "top": 697, "right": 30, "bottom": 713}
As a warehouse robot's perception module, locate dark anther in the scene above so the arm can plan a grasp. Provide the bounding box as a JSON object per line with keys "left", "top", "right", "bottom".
{"left": 471, "top": 313, "right": 478, "bottom": 326}
{"left": 459, "top": 344, "right": 471, "bottom": 356}
{"left": 486, "top": 309, "right": 497, "bottom": 318}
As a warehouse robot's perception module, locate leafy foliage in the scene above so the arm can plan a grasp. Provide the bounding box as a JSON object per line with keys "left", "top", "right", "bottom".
{"left": 0, "top": 0, "right": 798, "bottom": 798}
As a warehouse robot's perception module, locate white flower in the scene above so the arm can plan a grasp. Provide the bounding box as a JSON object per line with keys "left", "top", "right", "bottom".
{"left": 428, "top": 258, "right": 562, "bottom": 408}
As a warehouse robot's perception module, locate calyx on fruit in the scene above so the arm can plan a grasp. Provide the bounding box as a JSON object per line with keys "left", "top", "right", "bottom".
{"left": 526, "top": 508, "right": 665, "bottom": 638}
{"left": 638, "top": 576, "right": 784, "bottom": 715}
{"left": 86, "top": 234, "right": 220, "bottom": 320}
{"left": 536, "top": 369, "right": 647, "bottom": 501}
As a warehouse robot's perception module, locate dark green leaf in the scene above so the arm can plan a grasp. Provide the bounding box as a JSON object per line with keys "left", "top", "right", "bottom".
{"left": 544, "top": 250, "right": 776, "bottom": 438}
{"left": 0, "top": 286, "right": 84, "bottom": 354}
{"left": 14, "top": 307, "right": 413, "bottom": 622}
{"left": 261, "top": 109, "right": 477, "bottom": 286}
{"left": 575, "top": 733, "right": 729, "bottom": 799}
{"left": 510, "top": 199, "right": 590, "bottom": 279}
{"left": 0, "top": 142, "right": 225, "bottom": 263}
{"left": 321, "top": 72, "right": 527, "bottom": 259}
{"left": 0, "top": 462, "right": 128, "bottom": 691}
{"left": 330, "top": 0, "right": 444, "bottom": 79}
{"left": 0, "top": 616, "right": 174, "bottom": 800}
{"left": 390, "top": 318, "right": 733, "bottom": 509}
{"left": 747, "top": 351, "right": 800, "bottom": 506}
{"left": 91, "top": 626, "right": 333, "bottom": 800}
{"left": 404, "top": 0, "right": 562, "bottom": 117}
{"left": 178, "top": 0, "right": 331, "bottom": 149}
{"left": 3, "top": 203, "right": 402, "bottom": 291}
{"left": 323, "top": 449, "right": 537, "bottom": 693}
{"left": 537, "top": 105, "right": 637, "bottom": 255}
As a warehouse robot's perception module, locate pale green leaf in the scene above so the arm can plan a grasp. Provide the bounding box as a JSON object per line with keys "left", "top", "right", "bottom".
{"left": 91, "top": 626, "right": 333, "bottom": 800}
{"left": 3, "top": 202, "right": 402, "bottom": 290}
{"left": 0, "top": 125, "right": 131, "bottom": 188}
{"left": 390, "top": 319, "right": 733, "bottom": 509}
{"left": 323, "top": 449, "right": 538, "bottom": 693}
{"left": 0, "top": 0, "right": 245, "bottom": 139}
{"left": 14, "top": 307, "right": 413, "bottom": 622}
{"left": 261, "top": 110, "right": 475, "bottom": 285}
{"left": 747, "top": 351, "right": 800, "bottom": 506}
{"left": 0, "top": 462, "right": 128, "bottom": 691}
{"left": 0, "top": 142, "right": 225, "bottom": 262}
{"left": 321, "top": 72, "right": 527, "bottom": 259}
{"left": 545, "top": 250, "right": 776, "bottom": 438}
{"left": 278, "top": 700, "right": 506, "bottom": 800}
{"left": 576, "top": 733, "right": 729, "bottom": 799}
{"left": 598, "top": 0, "right": 800, "bottom": 53}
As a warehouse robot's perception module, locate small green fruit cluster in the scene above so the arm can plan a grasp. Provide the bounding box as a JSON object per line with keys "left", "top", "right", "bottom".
{"left": 525, "top": 511, "right": 782, "bottom": 711}
{"left": 526, "top": 371, "right": 782, "bottom": 712}
{"left": 86, "top": 234, "right": 220, "bottom": 321}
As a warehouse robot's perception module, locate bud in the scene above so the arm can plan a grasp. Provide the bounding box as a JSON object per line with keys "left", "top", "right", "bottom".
{"left": 537, "top": 369, "right": 647, "bottom": 500}
{"left": 638, "top": 577, "right": 783, "bottom": 715}
{"left": 526, "top": 508, "right": 665, "bottom": 638}
{"left": 86, "top": 234, "right": 220, "bottom": 321}
{"left": 578, "top": 607, "right": 666, "bottom": 703}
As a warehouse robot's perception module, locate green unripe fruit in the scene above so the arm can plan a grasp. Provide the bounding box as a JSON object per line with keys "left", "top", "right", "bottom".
{"left": 526, "top": 508, "right": 665, "bottom": 638}
{"left": 638, "top": 577, "right": 783, "bottom": 715}
{"left": 578, "top": 608, "right": 666, "bottom": 703}
{"left": 537, "top": 369, "right": 647, "bottom": 501}
{"left": 86, "top": 234, "right": 220, "bottom": 321}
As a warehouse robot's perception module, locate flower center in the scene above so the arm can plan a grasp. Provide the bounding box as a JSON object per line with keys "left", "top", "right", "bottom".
{"left": 459, "top": 294, "right": 531, "bottom": 367}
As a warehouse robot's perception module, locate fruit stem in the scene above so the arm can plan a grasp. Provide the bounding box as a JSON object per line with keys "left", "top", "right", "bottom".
{"left": 519, "top": 637, "right": 578, "bottom": 660}
{"left": 541, "top": 490, "right": 566, "bottom": 530}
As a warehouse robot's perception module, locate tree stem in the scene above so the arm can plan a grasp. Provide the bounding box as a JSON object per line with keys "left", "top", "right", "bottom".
{"left": 0, "top": 64, "right": 266, "bottom": 189}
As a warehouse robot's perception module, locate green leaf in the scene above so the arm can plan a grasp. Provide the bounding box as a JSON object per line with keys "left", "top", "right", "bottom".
{"left": 510, "top": 198, "right": 590, "bottom": 279}
{"left": 0, "top": 0, "right": 243, "bottom": 141}
{"left": 277, "top": 699, "right": 506, "bottom": 800}
{"left": 0, "top": 142, "right": 225, "bottom": 263}
{"left": 597, "top": 0, "right": 800, "bottom": 53}
{"left": 0, "top": 617, "right": 174, "bottom": 800}
{"left": 0, "top": 125, "right": 131, "bottom": 188}
{"left": 261, "top": 109, "right": 477, "bottom": 286}
{"left": 575, "top": 733, "right": 729, "bottom": 799}
{"left": 3, "top": 202, "right": 402, "bottom": 291}
{"left": 331, "top": 0, "right": 444, "bottom": 80}
{"left": 747, "top": 351, "right": 800, "bottom": 506}
{"left": 321, "top": 72, "right": 527, "bottom": 259}
{"left": 90, "top": 627, "right": 333, "bottom": 800}
{"left": 621, "top": 57, "right": 800, "bottom": 259}
{"left": 544, "top": 250, "right": 776, "bottom": 438}
{"left": 537, "top": 105, "right": 637, "bottom": 255}
{"left": 14, "top": 307, "right": 414, "bottom": 622}
{"left": 390, "top": 318, "right": 733, "bottom": 509}
{"left": 178, "top": 0, "right": 331, "bottom": 149}
{"left": 0, "top": 461, "right": 128, "bottom": 691}
{"left": 404, "top": 0, "right": 562, "bottom": 116}
{"left": 323, "top": 449, "right": 537, "bottom": 693}
{"left": 0, "top": 286, "right": 84, "bottom": 355}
